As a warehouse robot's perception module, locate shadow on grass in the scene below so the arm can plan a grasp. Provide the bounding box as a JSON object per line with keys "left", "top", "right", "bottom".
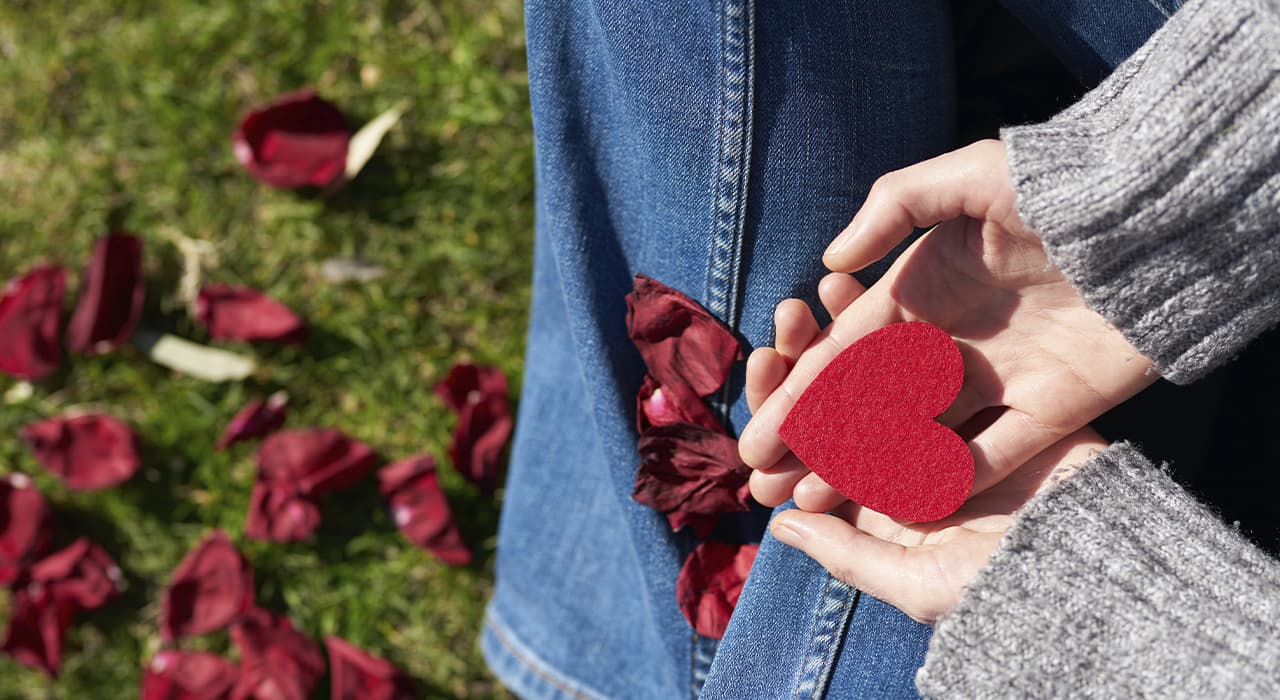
{"left": 321, "top": 144, "right": 443, "bottom": 233}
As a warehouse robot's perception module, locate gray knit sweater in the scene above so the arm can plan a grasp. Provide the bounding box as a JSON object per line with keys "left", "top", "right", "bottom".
{"left": 916, "top": 0, "right": 1280, "bottom": 696}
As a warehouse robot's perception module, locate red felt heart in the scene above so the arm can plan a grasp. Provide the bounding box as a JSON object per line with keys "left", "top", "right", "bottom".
{"left": 779, "top": 321, "right": 973, "bottom": 522}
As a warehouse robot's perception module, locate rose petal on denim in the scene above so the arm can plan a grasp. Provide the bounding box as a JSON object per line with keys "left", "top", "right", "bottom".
{"left": 666, "top": 511, "right": 719, "bottom": 539}
{"left": 161, "top": 530, "right": 254, "bottom": 641}
{"left": 67, "top": 233, "right": 145, "bottom": 354}
{"left": 676, "top": 541, "right": 759, "bottom": 640}
{"left": 20, "top": 414, "right": 141, "bottom": 491}
{"left": 256, "top": 428, "right": 378, "bottom": 496}
{"left": 230, "top": 607, "right": 325, "bottom": 700}
{"left": 233, "top": 89, "right": 351, "bottom": 189}
{"left": 636, "top": 375, "right": 722, "bottom": 434}
{"left": 1, "top": 585, "right": 71, "bottom": 676}
{"left": 195, "top": 284, "right": 307, "bottom": 346}
{"left": 0, "top": 474, "right": 51, "bottom": 586}
{"left": 447, "top": 394, "right": 512, "bottom": 493}
{"left": 0, "top": 265, "right": 65, "bottom": 381}
{"left": 632, "top": 424, "right": 752, "bottom": 517}
{"left": 243, "top": 483, "right": 321, "bottom": 543}
{"left": 324, "top": 635, "right": 416, "bottom": 700}
{"left": 434, "top": 363, "right": 508, "bottom": 412}
{"left": 215, "top": 392, "right": 288, "bottom": 450}
{"left": 625, "top": 275, "right": 740, "bottom": 397}
{"left": 378, "top": 455, "right": 471, "bottom": 566}
{"left": 142, "top": 650, "right": 240, "bottom": 700}
{"left": 29, "top": 538, "right": 124, "bottom": 612}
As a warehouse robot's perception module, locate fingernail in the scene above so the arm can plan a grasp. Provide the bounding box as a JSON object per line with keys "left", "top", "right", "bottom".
{"left": 824, "top": 222, "right": 858, "bottom": 258}
{"left": 771, "top": 519, "right": 803, "bottom": 547}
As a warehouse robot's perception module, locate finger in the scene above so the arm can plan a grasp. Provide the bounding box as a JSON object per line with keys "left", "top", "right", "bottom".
{"left": 817, "top": 272, "right": 866, "bottom": 319}
{"left": 823, "top": 140, "right": 1014, "bottom": 273}
{"left": 745, "top": 348, "right": 788, "bottom": 414}
{"left": 748, "top": 453, "right": 811, "bottom": 506}
{"left": 967, "top": 406, "right": 1066, "bottom": 495}
{"left": 936, "top": 385, "right": 990, "bottom": 432}
{"left": 774, "top": 299, "right": 820, "bottom": 363}
{"left": 792, "top": 472, "right": 847, "bottom": 513}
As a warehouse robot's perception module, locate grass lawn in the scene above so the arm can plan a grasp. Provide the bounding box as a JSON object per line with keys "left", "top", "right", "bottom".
{"left": 0, "top": 1, "right": 533, "bottom": 697}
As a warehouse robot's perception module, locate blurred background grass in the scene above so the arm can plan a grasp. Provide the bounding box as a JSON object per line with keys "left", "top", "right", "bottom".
{"left": 0, "top": 1, "right": 532, "bottom": 697}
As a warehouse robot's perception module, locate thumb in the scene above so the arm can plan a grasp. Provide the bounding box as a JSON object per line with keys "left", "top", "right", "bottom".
{"left": 823, "top": 139, "right": 1016, "bottom": 273}
{"left": 770, "top": 510, "right": 917, "bottom": 609}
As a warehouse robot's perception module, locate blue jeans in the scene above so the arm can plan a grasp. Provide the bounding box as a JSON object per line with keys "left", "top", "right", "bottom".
{"left": 483, "top": 1, "right": 1175, "bottom": 697}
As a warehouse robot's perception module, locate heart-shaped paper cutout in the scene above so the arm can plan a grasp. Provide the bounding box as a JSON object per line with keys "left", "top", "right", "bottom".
{"left": 779, "top": 321, "right": 973, "bottom": 522}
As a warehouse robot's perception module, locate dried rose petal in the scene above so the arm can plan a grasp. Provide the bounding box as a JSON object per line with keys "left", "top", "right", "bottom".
{"left": 0, "top": 265, "right": 65, "bottom": 381}
{"left": 632, "top": 424, "right": 752, "bottom": 517}
{"left": 676, "top": 541, "right": 759, "bottom": 639}
{"left": 1, "top": 585, "right": 71, "bottom": 676}
{"left": 233, "top": 89, "right": 351, "bottom": 189}
{"left": 215, "top": 392, "right": 288, "bottom": 450}
{"left": 378, "top": 456, "right": 471, "bottom": 566}
{"left": 666, "top": 511, "right": 718, "bottom": 539}
{"left": 67, "top": 233, "right": 145, "bottom": 354}
{"left": 195, "top": 284, "right": 307, "bottom": 346}
{"left": 256, "top": 428, "right": 378, "bottom": 496}
{"left": 0, "top": 474, "right": 52, "bottom": 586}
{"left": 625, "top": 275, "right": 740, "bottom": 397}
{"left": 636, "top": 375, "right": 722, "bottom": 433}
{"left": 20, "top": 414, "right": 141, "bottom": 491}
{"left": 230, "top": 607, "right": 325, "bottom": 700}
{"left": 447, "top": 394, "right": 512, "bottom": 493}
{"left": 244, "top": 483, "right": 321, "bottom": 543}
{"left": 434, "top": 363, "right": 508, "bottom": 412}
{"left": 142, "top": 650, "right": 239, "bottom": 700}
{"left": 325, "top": 636, "right": 416, "bottom": 700}
{"left": 161, "top": 531, "right": 254, "bottom": 641}
{"left": 30, "top": 538, "right": 124, "bottom": 612}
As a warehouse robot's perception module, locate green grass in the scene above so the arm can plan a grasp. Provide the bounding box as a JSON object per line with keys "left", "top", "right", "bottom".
{"left": 0, "top": 1, "right": 532, "bottom": 697}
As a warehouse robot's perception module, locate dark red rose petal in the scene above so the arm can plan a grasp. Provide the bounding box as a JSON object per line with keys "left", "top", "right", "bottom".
{"left": 666, "top": 511, "right": 719, "bottom": 539}
{"left": 256, "top": 428, "right": 378, "bottom": 496}
{"left": 233, "top": 89, "right": 351, "bottom": 189}
{"left": 378, "top": 456, "right": 471, "bottom": 566}
{"left": 625, "top": 275, "right": 740, "bottom": 397}
{"left": 67, "top": 233, "right": 144, "bottom": 354}
{"left": 20, "top": 414, "right": 141, "bottom": 491}
{"left": 161, "top": 530, "right": 254, "bottom": 641}
{"left": 0, "top": 474, "right": 51, "bottom": 586}
{"left": 434, "top": 363, "right": 508, "bottom": 412}
{"left": 195, "top": 284, "right": 307, "bottom": 345}
{"left": 636, "top": 375, "right": 722, "bottom": 433}
{"left": 230, "top": 607, "right": 325, "bottom": 700}
{"left": 447, "top": 394, "right": 512, "bottom": 493}
{"left": 1, "top": 585, "right": 71, "bottom": 676}
{"left": 676, "top": 541, "right": 759, "bottom": 640}
{"left": 215, "top": 392, "right": 288, "bottom": 450}
{"left": 632, "top": 424, "right": 752, "bottom": 517}
{"left": 244, "top": 483, "right": 321, "bottom": 543}
{"left": 142, "top": 650, "right": 239, "bottom": 700}
{"left": 0, "top": 265, "right": 65, "bottom": 381}
{"left": 325, "top": 636, "right": 416, "bottom": 700}
{"left": 30, "top": 538, "right": 123, "bottom": 612}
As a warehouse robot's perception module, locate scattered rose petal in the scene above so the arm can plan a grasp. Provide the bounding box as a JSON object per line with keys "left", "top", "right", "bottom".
{"left": 344, "top": 99, "right": 410, "bottom": 181}
{"left": 233, "top": 89, "right": 351, "bottom": 189}
{"left": 448, "top": 394, "right": 513, "bottom": 493}
{"left": 632, "top": 424, "right": 752, "bottom": 518}
{"left": 256, "top": 428, "right": 378, "bottom": 496}
{"left": 142, "top": 650, "right": 240, "bottom": 700}
{"left": 325, "top": 636, "right": 416, "bottom": 700}
{"left": 434, "top": 363, "right": 508, "bottom": 412}
{"left": 230, "top": 607, "right": 325, "bottom": 700}
{"left": 0, "top": 265, "right": 65, "bottom": 381}
{"left": 676, "top": 541, "right": 759, "bottom": 639}
{"left": 1, "top": 585, "right": 71, "bottom": 676}
{"left": 30, "top": 538, "right": 124, "bottom": 612}
{"left": 625, "top": 275, "right": 740, "bottom": 397}
{"left": 378, "top": 456, "right": 471, "bottom": 566}
{"left": 216, "top": 392, "right": 288, "bottom": 450}
{"left": 636, "top": 375, "right": 722, "bottom": 433}
{"left": 21, "top": 414, "right": 141, "bottom": 491}
{"left": 161, "top": 531, "right": 254, "bottom": 641}
{"left": 244, "top": 483, "right": 321, "bottom": 543}
{"left": 67, "top": 233, "right": 145, "bottom": 354}
{"left": 134, "top": 331, "right": 257, "bottom": 382}
{"left": 195, "top": 284, "right": 307, "bottom": 345}
{"left": 319, "top": 258, "right": 386, "bottom": 284}
{"left": 0, "top": 474, "right": 51, "bottom": 586}
{"left": 666, "top": 511, "right": 718, "bottom": 539}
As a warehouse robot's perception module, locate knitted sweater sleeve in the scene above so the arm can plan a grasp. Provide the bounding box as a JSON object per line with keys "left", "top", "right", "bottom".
{"left": 999, "top": 0, "right": 1280, "bottom": 384}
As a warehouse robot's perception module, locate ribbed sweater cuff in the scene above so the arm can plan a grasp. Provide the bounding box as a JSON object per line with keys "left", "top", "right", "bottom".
{"left": 916, "top": 442, "right": 1280, "bottom": 698}
{"left": 1000, "top": 0, "right": 1280, "bottom": 383}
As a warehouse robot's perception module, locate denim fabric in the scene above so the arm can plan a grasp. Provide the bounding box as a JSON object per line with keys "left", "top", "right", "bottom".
{"left": 484, "top": 2, "right": 1173, "bottom": 698}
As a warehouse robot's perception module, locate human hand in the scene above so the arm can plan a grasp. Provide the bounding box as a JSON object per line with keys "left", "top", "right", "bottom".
{"left": 739, "top": 139, "right": 1155, "bottom": 512}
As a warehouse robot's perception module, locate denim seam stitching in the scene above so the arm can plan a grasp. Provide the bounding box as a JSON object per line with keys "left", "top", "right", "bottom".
{"left": 1144, "top": 0, "right": 1173, "bottom": 18}
{"left": 485, "top": 615, "right": 606, "bottom": 700}
{"left": 791, "top": 576, "right": 859, "bottom": 699}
